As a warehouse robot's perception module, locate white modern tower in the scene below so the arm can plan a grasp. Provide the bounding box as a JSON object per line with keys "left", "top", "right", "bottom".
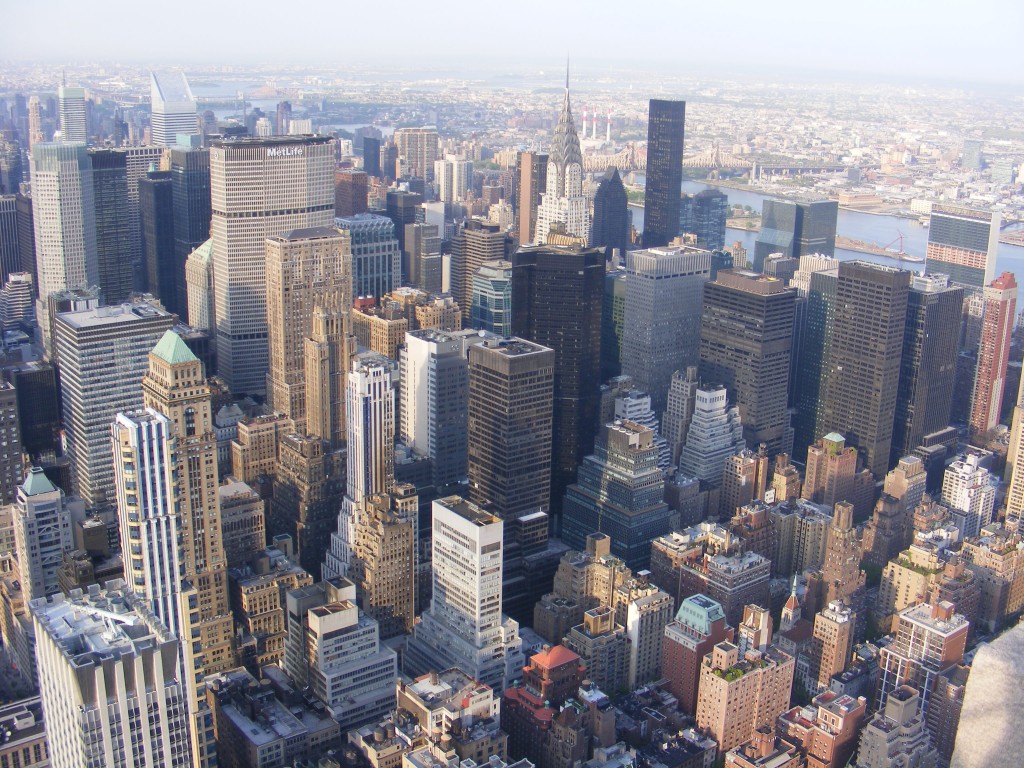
{"left": 150, "top": 71, "right": 199, "bottom": 147}
{"left": 323, "top": 357, "right": 396, "bottom": 580}
{"left": 29, "top": 142, "right": 99, "bottom": 352}
{"left": 404, "top": 496, "right": 524, "bottom": 694}
{"left": 57, "top": 85, "right": 87, "bottom": 143}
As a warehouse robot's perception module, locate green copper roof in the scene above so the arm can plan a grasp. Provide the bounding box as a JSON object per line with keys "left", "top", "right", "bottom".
{"left": 151, "top": 330, "right": 198, "bottom": 365}
{"left": 22, "top": 467, "right": 57, "bottom": 496}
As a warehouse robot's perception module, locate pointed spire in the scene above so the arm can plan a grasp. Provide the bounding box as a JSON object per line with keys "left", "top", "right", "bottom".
{"left": 566, "top": 54, "right": 570, "bottom": 91}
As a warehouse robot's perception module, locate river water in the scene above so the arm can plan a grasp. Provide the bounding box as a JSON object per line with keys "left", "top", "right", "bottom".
{"left": 629, "top": 180, "right": 1024, "bottom": 278}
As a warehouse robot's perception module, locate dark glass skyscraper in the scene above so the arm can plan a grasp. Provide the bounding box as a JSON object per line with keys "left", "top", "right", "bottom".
{"left": 139, "top": 170, "right": 180, "bottom": 315}
{"left": 512, "top": 244, "right": 604, "bottom": 526}
{"left": 679, "top": 188, "right": 728, "bottom": 252}
{"left": 169, "top": 145, "right": 211, "bottom": 283}
{"left": 363, "top": 136, "right": 382, "bottom": 178}
{"left": 642, "top": 99, "right": 685, "bottom": 248}
{"left": 0, "top": 195, "right": 18, "bottom": 282}
{"left": 89, "top": 149, "right": 134, "bottom": 303}
{"left": 753, "top": 199, "right": 837, "bottom": 272}
{"left": 699, "top": 269, "right": 797, "bottom": 458}
{"left": 819, "top": 261, "right": 911, "bottom": 477}
{"left": 892, "top": 274, "right": 963, "bottom": 460}
{"left": 590, "top": 167, "right": 629, "bottom": 258}
{"left": 792, "top": 269, "right": 838, "bottom": 458}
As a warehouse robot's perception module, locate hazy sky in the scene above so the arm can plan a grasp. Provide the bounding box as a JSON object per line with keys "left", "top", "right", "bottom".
{"left": 3, "top": 0, "right": 1022, "bottom": 85}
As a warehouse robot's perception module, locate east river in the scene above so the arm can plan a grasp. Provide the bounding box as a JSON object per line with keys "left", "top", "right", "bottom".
{"left": 629, "top": 181, "right": 1024, "bottom": 277}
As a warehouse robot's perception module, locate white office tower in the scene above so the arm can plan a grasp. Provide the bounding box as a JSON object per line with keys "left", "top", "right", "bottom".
{"left": 12, "top": 467, "right": 75, "bottom": 602}
{"left": 534, "top": 77, "right": 590, "bottom": 244}
{"left": 150, "top": 71, "right": 199, "bottom": 148}
{"left": 282, "top": 578, "right": 398, "bottom": 731}
{"left": 678, "top": 385, "right": 746, "bottom": 486}
{"left": 399, "top": 329, "right": 469, "bottom": 488}
{"left": 57, "top": 85, "right": 87, "bottom": 143}
{"left": 112, "top": 410, "right": 184, "bottom": 641}
{"left": 29, "top": 142, "right": 99, "bottom": 353}
{"left": 322, "top": 358, "right": 396, "bottom": 580}
{"left": 30, "top": 581, "right": 191, "bottom": 768}
{"left": 941, "top": 453, "right": 997, "bottom": 539}
{"left": 209, "top": 136, "right": 334, "bottom": 395}
{"left": 621, "top": 246, "right": 711, "bottom": 415}
{"left": 404, "top": 496, "right": 524, "bottom": 694}
{"left": 185, "top": 239, "right": 214, "bottom": 330}
{"left": 55, "top": 302, "right": 174, "bottom": 508}
{"left": 434, "top": 155, "right": 473, "bottom": 204}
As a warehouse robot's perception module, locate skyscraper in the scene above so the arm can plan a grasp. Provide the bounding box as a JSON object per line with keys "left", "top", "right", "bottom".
{"left": 515, "top": 151, "right": 547, "bottom": 246}
{"left": 150, "top": 71, "right": 199, "bottom": 147}
{"left": 304, "top": 306, "right": 351, "bottom": 448}
{"left": 0, "top": 195, "right": 19, "bottom": 283}
{"left": 210, "top": 135, "right": 334, "bottom": 395}
{"left": 400, "top": 329, "right": 469, "bottom": 488}
{"left": 679, "top": 189, "right": 729, "bottom": 252}
{"left": 753, "top": 200, "right": 837, "bottom": 273}
{"left": 335, "top": 168, "right": 368, "bottom": 217}
{"left": 970, "top": 272, "right": 1017, "bottom": 434}
{"left": 55, "top": 301, "right": 174, "bottom": 508}
{"left": 393, "top": 126, "right": 438, "bottom": 181}
{"left": 534, "top": 77, "right": 589, "bottom": 244}
{"left": 621, "top": 245, "right": 710, "bottom": 415}
{"left": 335, "top": 213, "right": 402, "bottom": 300}
{"left": 12, "top": 467, "right": 75, "bottom": 602}
{"left": 792, "top": 267, "right": 838, "bottom": 458}
{"left": 925, "top": 204, "right": 999, "bottom": 292}
{"left": 31, "top": 582, "right": 191, "bottom": 768}
{"left": 561, "top": 420, "right": 672, "bottom": 570}
{"left": 470, "top": 259, "right": 513, "bottom": 336}
{"left": 323, "top": 357, "right": 396, "bottom": 581}
{"left": 699, "top": 270, "right": 796, "bottom": 458}
{"left": 642, "top": 99, "right": 685, "bottom": 248}
{"left": 662, "top": 594, "right": 734, "bottom": 715}
{"left": 590, "top": 167, "right": 629, "bottom": 258}
{"left": 819, "top": 261, "right": 911, "bottom": 477}
{"left": 892, "top": 274, "right": 963, "bottom": 461}
{"left": 57, "top": 85, "right": 87, "bottom": 143}
{"left": 281, "top": 578, "right": 398, "bottom": 731}
{"left": 451, "top": 219, "right": 507, "bottom": 321}
{"left": 405, "top": 496, "right": 525, "bottom": 694}
{"left": 139, "top": 169, "right": 179, "bottom": 311}
{"left": 140, "top": 329, "right": 237, "bottom": 766}
{"left": 265, "top": 227, "right": 352, "bottom": 428}
{"left": 512, "top": 244, "right": 604, "bottom": 519}
{"left": 468, "top": 337, "right": 554, "bottom": 521}
{"left": 30, "top": 142, "right": 98, "bottom": 352}
{"left": 169, "top": 144, "right": 211, "bottom": 305}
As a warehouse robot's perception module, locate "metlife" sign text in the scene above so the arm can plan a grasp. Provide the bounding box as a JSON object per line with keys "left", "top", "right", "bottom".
{"left": 267, "top": 146, "right": 305, "bottom": 158}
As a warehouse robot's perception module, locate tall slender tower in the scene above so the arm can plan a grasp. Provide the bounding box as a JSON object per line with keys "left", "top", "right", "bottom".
{"left": 642, "top": 99, "right": 685, "bottom": 248}
{"left": 150, "top": 71, "right": 199, "bottom": 147}
{"left": 819, "top": 261, "right": 911, "bottom": 477}
{"left": 512, "top": 244, "right": 604, "bottom": 520}
{"left": 323, "top": 357, "right": 396, "bottom": 580}
{"left": 515, "top": 151, "right": 547, "bottom": 246}
{"left": 969, "top": 272, "right": 1017, "bottom": 434}
{"left": 265, "top": 227, "right": 353, "bottom": 429}
{"left": 30, "top": 142, "right": 98, "bottom": 353}
{"left": 468, "top": 337, "right": 555, "bottom": 521}
{"left": 304, "top": 307, "right": 352, "bottom": 449}
{"left": 210, "top": 136, "right": 335, "bottom": 394}
{"left": 140, "top": 330, "right": 235, "bottom": 768}
{"left": 57, "top": 85, "right": 87, "bottom": 144}
{"left": 534, "top": 69, "right": 589, "bottom": 244}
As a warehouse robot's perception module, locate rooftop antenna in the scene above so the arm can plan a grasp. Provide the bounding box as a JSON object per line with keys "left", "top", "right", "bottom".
{"left": 565, "top": 55, "right": 570, "bottom": 90}
{"left": 62, "top": 69, "right": 66, "bottom": 88}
